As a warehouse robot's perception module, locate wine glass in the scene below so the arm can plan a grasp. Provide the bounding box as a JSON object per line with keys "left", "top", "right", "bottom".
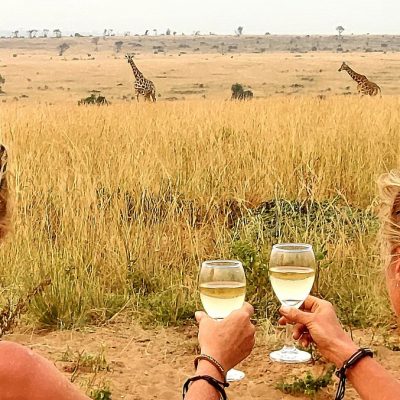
{"left": 269, "top": 243, "right": 316, "bottom": 363}
{"left": 199, "top": 260, "right": 246, "bottom": 382}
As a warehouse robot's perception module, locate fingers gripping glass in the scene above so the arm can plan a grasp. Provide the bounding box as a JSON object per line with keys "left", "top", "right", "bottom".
{"left": 269, "top": 244, "right": 316, "bottom": 363}
{"left": 199, "top": 260, "right": 247, "bottom": 382}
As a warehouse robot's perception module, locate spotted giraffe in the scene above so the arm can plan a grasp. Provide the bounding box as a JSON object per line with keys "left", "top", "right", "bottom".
{"left": 338, "top": 62, "right": 381, "bottom": 96}
{"left": 125, "top": 54, "right": 156, "bottom": 102}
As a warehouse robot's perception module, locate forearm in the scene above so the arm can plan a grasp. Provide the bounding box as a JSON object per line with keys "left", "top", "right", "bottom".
{"left": 329, "top": 340, "right": 400, "bottom": 400}
{"left": 0, "top": 341, "right": 90, "bottom": 400}
{"left": 185, "top": 360, "right": 225, "bottom": 400}
{"left": 346, "top": 357, "right": 400, "bottom": 400}
{"left": 26, "top": 350, "right": 91, "bottom": 400}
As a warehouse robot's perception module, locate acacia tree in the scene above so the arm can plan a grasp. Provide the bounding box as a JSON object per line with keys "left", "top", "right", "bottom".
{"left": 235, "top": 26, "right": 244, "bottom": 36}
{"left": 12, "top": 31, "right": 19, "bottom": 38}
{"left": 53, "top": 29, "right": 62, "bottom": 38}
{"left": 92, "top": 37, "right": 100, "bottom": 51}
{"left": 43, "top": 29, "right": 49, "bottom": 38}
{"left": 58, "top": 43, "right": 70, "bottom": 56}
{"left": 114, "top": 41, "right": 123, "bottom": 53}
{"left": 27, "top": 29, "right": 38, "bottom": 39}
{"left": 144, "top": 30, "right": 149, "bottom": 36}
{"left": 153, "top": 29, "right": 158, "bottom": 36}
{"left": 336, "top": 26, "right": 345, "bottom": 38}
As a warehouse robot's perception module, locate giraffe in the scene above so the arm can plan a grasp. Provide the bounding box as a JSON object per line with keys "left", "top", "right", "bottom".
{"left": 125, "top": 54, "right": 156, "bottom": 102}
{"left": 338, "top": 62, "right": 381, "bottom": 96}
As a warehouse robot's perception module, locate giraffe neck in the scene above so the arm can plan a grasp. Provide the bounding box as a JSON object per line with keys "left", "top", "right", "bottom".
{"left": 128, "top": 60, "right": 144, "bottom": 81}
{"left": 344, "top": 66, "right": 365, "bottom": 83}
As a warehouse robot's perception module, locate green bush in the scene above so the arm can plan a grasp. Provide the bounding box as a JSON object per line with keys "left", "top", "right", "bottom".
{"left": 277, "top": 366, "right": 335, "bottom": 397}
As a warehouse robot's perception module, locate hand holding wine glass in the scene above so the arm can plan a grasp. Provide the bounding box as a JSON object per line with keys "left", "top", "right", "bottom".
{"left": 195, "top": 303, "right": 256, "bottom": 371}
{"left": 278, "top": 295, "right": 358, "bottom": 368}
{"left": 199, "top": 260, "right": 247, "bottom": 381}
{"left": 269, "top": 243, "right": 316, "bottom": 363}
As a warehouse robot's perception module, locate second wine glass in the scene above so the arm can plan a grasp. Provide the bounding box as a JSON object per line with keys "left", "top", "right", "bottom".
{"left": 199, "top": 260, "right": 246, "bottom": 382}
{"left": 269, "top": 243, "right": 316, "bottom": 363}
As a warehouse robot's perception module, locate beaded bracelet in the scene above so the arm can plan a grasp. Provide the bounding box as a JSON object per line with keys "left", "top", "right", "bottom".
{"left": 182, "top": 375, "right": 229, "bottom": 400}
{"left": 194, "top": 354, "right": 226, "bottom": 381}
{"left": 335, "top": 347, "right": 373, "bottom": 400}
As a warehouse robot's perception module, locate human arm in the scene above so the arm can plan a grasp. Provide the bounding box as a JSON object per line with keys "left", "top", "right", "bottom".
{"left": 0, "top": 341, "right": 90, "bottom": 400}
{"left": 185, "top": 303, "right": 256, "bottom": 400}
{"left": 279, "top": 296, "right": 400, "bottom": 400}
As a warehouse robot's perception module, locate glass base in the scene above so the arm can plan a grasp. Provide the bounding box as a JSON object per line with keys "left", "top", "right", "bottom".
{"left": 270, "top": 345, "right": 311, "bottom": 364}
{"left": 226, "top": 368, "right": 245, "bottom": 382}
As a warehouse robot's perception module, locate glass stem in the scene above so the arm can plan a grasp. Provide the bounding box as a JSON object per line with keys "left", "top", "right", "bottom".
{"left": 284, "top": 322, "right": 296, "bottom": 350}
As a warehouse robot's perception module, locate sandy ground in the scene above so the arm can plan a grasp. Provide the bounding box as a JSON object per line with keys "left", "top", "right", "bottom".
{"left": 6, "top": 321, "right": 400, "bottom": 400}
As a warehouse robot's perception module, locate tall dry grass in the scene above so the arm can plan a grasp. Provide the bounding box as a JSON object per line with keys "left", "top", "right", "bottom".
{"left": 0, "top": 97, "right": 399, "bottom": 328}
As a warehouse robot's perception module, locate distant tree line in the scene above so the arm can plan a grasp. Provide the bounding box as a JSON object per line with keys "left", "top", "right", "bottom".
{"left": 7, "top": 24, "right": 351, "bottom": 39}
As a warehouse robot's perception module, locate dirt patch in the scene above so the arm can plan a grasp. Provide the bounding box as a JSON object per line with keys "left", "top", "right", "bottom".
{"left": 5, "top": 323, "right": 400, "bottom": 399}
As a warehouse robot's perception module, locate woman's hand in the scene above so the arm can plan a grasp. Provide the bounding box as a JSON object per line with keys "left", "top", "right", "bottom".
{"left": 279, "top": 295, "right": 358, "bottom": 368}
{"left": 195, "top": 303, "right": 256, "bottom": 371}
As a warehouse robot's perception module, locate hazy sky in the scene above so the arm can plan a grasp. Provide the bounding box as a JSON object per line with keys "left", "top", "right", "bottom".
{"left": 2, "top": 0, "right": 399, "bottom": 35}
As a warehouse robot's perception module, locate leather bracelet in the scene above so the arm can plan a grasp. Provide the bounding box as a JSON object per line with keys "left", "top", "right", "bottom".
{"left": 335, "top": 347, "right": 373, "bottom": 400}
{"left": 194, "top": 354, "right": 226, "bottom": 381}
{"left": 182, "top": 375, "right": 229, "bottom": 400}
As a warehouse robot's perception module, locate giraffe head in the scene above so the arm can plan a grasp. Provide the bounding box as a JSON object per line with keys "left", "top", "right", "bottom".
{"left": 125, "top": 53, "right": 135, "bottom": 64}
{"left": 338, "top": 62, "right": 348, "bottom": 72}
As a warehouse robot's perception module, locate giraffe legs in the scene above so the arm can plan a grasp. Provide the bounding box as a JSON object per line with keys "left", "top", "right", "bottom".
{"left": 357, "top": 84, "right": 366, "bottom": 96}
{"left": 143, "top": 92, "right": 156, "bottom": 102}
{"left": 134, "top": 89, "right": 156, "bottom": 103}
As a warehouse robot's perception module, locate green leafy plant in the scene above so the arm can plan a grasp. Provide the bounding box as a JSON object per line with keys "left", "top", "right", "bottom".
{"left": 277, "top": 366, "right": 335, "bottom": 396}
{"left": 78, "top": 92, "right": 109, "bottom": 106}
{"left": 90, "top": 387, "right": 112, "bottom": 400}
{"left": 231, "top": 83, "right": 253, "bottom": 100}
{"left": 231, "top": 239, "right": 274, "bottom": 317}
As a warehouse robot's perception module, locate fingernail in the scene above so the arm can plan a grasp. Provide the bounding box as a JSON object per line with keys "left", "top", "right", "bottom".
{"left": 280, "top": 306, "right": 290, "bottom": 314}
{"left": 195, "top": 311, "right": 201, "bottom": 319}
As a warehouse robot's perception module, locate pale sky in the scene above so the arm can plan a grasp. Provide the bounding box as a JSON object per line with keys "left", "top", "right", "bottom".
{"left": 2, "top": 0, "right": 399, "bottom": 36}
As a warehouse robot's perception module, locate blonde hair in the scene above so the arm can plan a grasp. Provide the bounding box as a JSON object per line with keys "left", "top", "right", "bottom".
{"left": 378, "top": 170, "right": 400, "bottom": 268}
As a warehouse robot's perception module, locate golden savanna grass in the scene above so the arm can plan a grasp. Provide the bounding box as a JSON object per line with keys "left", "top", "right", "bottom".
{"left": 0, "top": 96, "right": 399, "bottom": 329}
{"left": 1, "top": 36, "right": 400, "bottom": 399}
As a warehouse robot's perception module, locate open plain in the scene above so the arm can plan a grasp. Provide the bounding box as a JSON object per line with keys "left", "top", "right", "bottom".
{"left": 1, "top": 34, "right": 400, "bottom": 399}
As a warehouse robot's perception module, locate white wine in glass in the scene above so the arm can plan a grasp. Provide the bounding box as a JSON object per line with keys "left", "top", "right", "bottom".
{"left": 269, "top": 244, "right": 316, "bottom": 363}
{"left": 199, "top": 281, "right": 246, "bottom": 319}
{"left": 199, "top": 260, "right": 246, "bottom": 382}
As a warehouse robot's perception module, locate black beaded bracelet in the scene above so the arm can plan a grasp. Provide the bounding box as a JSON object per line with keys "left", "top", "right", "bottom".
{"left": 335, "top": 347, "right": 373, "bottom": 400}
{"left": 182, "top": 375, "right": 229, "bottom": 400}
